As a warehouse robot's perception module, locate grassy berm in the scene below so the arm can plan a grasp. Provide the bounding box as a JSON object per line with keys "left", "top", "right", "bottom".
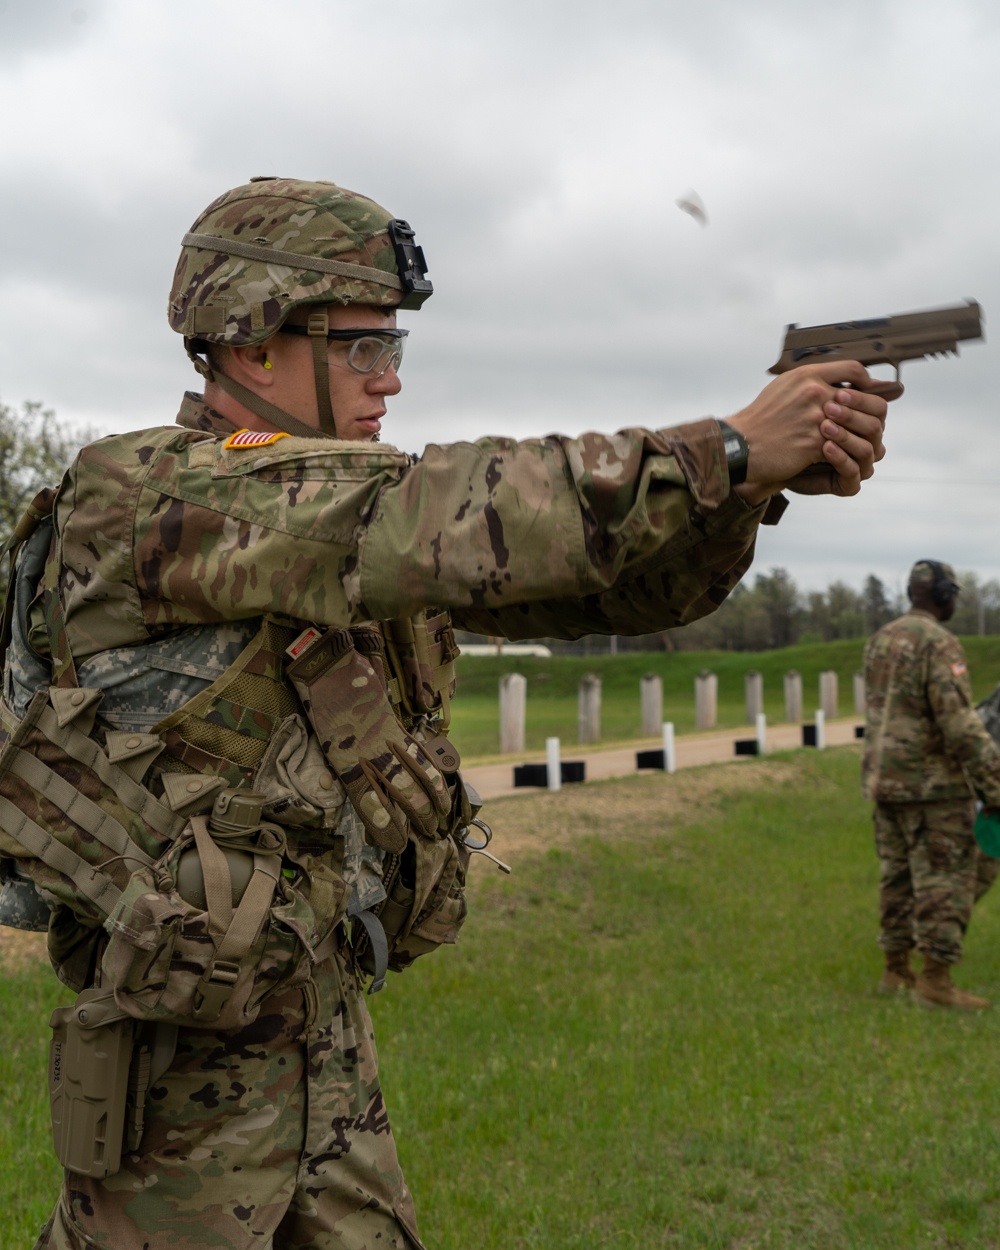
{"left": 448, "top": 637, "right": 1000, "bottom": 756}
{"left": 4, "top": 747, "right": 1000, "bottom": 1248}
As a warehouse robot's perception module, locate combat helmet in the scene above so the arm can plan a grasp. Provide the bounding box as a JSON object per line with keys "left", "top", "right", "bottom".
{"left": 908, "top": 560, "right": 960, "bottom": 608}
{"left": 168, "top": 176, "right": 432, "bottom": 438}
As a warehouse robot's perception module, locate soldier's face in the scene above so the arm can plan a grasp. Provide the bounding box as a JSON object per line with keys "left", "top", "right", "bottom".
{"left": 266, "top": 304, "right": 403, "bottom": 441}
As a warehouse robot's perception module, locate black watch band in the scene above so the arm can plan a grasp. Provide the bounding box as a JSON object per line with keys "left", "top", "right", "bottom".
{"left": 717, "top": 420, "right": 749, "bottom": 487}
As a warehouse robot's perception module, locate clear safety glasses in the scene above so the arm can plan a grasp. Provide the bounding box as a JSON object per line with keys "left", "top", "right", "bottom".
{"left": 280, "top": 324, "right": 408, "bottom": 377}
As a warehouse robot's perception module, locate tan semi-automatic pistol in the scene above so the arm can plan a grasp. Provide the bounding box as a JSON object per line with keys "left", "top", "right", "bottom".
{"left": 768, "top": 299, "right": 983, "bottom": 387}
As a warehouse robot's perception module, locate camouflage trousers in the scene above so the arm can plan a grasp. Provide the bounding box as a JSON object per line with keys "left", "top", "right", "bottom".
{"left": 873, "top": 798, "right": 998, "bottom": 965}
{"left": 34, "top": 949, "right": 425, "bottom": 1250}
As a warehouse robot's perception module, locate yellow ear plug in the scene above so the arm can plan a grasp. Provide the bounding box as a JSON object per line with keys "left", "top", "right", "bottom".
{"left": 263, "top": 359, "right": 273, "bottom": 370}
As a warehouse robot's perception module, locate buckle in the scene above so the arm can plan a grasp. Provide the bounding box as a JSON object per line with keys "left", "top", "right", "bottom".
{"left": 192, "top": 959, "right": 242, "bottom": 1022}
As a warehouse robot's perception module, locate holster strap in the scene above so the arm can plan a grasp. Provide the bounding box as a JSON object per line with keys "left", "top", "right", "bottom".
{"left": 352, "top": 908, "right": 389, "bottom": 995}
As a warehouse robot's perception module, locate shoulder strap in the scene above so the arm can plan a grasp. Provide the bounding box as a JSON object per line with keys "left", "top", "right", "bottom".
{"left": 0, "top": 488, "right": 56, "bottom": 676}
{"left": 40, "top": 540, "right": 78, "bottom": 689}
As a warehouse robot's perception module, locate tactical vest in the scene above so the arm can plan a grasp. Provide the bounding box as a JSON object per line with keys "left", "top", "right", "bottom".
{"left": 0, "top": 490, "right": 470, "bottom": 1014}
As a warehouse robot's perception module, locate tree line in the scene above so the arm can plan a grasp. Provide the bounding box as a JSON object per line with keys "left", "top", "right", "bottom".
{"left": 0, "top": 399, "right": 97, "bottom": 595}
{"left": 529, "top": 569, "right": 1000, "bottom": 656}
{"left": 659, "top": 566, "right": 1000, "bottom": 652}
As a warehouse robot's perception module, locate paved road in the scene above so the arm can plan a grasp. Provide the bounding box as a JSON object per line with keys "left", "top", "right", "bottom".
{"left": 462, "top": 718, "right": 863, "bottom": 801}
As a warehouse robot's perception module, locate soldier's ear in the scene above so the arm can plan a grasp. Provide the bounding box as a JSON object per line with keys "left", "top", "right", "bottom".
{"left": 228, "top": 343, "right": 273, "bottom": 386}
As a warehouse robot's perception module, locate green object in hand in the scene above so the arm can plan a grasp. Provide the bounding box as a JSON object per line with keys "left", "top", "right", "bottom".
{"left": 974, "top": 809, "right": 1000, "bottom": 858}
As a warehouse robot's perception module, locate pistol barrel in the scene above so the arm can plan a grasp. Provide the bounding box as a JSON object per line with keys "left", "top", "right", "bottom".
{"left": 768, "top": 299, "right": 983, "bottom": 375}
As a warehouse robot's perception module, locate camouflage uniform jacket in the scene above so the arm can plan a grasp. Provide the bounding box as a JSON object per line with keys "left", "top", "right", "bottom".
{"left": 45, "top": 393, "right": 783, "bottom": 663}
{"left": 862, "top": 608, "right": 1000, "bottom": 805}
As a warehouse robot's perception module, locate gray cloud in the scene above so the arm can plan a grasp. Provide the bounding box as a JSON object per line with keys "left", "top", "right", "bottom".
{"left": 0, "top": 1, "right": 104, "bottom": 64}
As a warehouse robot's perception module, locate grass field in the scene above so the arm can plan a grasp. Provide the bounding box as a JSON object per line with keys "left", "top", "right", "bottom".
{"left": 5, "top": 746, "right": 1000, "bottom": 1247}
{"left": 448, "top": 637, "right": 1000, "bottom": 757}
{"left": 365, "top": 747, "right": 1000, "bottom": 1248}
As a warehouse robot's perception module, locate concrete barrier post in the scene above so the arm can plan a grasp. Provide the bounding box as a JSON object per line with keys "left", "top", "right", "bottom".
{"left": 546, "top": 736, "right": 562, "bottom": 791}
{"left": 745, "top": 670, "right": 763, "bottom": 724}
{"left": 815, "top": 709, "right": 826, "bottom": 750}
{"left": 819, "top": 670, "right": 838, "bottom": 721}
{"left": 578, "top": 674, "right": 602, "bottom": 744}
{"left": 499, "top": 672, "right": 526, "bottom": 754}
{"left": 663, "top": 722, "right": 676, "bottom": 774}
{"left": 853, "top": 671, "right": 866, "bottom": 716}
{"left": 640, "top": 673, "right": 663, "bottom": 737}
{"left": 695, "top": 671, "right": 717, "bottom": 731}
{"left": 784, "top": 670, "right": 802, "bottom": 723}
{"left": 756, "top": 712, "right": 767, "bottom": 755}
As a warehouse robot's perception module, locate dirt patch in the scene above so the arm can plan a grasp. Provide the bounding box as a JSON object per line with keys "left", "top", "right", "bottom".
{"left": 483, "top": 757, "right": 804, "bottom": 859}
{"left": 0, "top": 926, "right": 48, "bottom": 971}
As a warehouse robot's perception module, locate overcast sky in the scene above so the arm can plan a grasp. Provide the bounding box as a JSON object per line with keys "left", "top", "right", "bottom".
{"left": 1, "top": 0, "right": 997, "bottom": 597}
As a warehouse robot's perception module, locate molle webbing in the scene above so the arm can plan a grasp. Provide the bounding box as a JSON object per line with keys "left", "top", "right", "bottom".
{"left": 33, "top": 702, "right": 175, "bottom": 842}
{"left": 382, "top": 613, "right": 459, "bottom": 728}
{"left": 0, "top": 690, "right": 185, "bottom": 920}
{"left": 0, "top": 794, "right": 123, "bottom": 918}
{"left": 152, "top": 618, "right": 303, "bottom": 786}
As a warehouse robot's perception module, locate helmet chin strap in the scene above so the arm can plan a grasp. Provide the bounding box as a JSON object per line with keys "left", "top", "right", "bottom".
{"left": 185, "top": 336, "right": 338, "bottom": 440}
{"left": 306, "top": 311, "right": 338, "bottom": 437}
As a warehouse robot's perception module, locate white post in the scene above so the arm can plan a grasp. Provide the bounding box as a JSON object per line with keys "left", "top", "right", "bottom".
{"left": 815, "top": 709, "right": 826, "bottom": 750}
{"left": 662, "top": 722, "right": 676, "bottom": 774}
{"left": 578, "top": 674, "right": 602, "bottom": 744}
{"left": 819, "top": 670, "right": 838, "bottom": 721}
{"left": 784, "top": 670, "right": 803, "bottom": 723}
{"left": 745, "top": 671, "right": 763, "bottom": 724}
{"left": 853, "top": 671, "right": 866, "bottom": 716}
{"left": 640, "top": 673, "right": 663, "bottom": 737}
{"left": 695, "top": 671, "right": 717, "bottom": 731}
{"left": 546, "top": 736, "right": 562, "bottom": 791}
{"left": 756, "top": 712, "right": 767, "bottom": 755}
{"left": 499, "top": 672, "right": 527, "bottom": 754}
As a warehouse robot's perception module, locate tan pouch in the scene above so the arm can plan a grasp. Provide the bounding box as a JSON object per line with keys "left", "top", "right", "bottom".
{"left": 101, "top": 812, "right": 323, "bottom": 1029}
{"left": 357, "top": 830, "right": 471, "bottom": 977}
{"left": 287, "top": 627, "right": 452, "bottom": 854}
{"left": 382, "top": 612, "right": 459, "bottom": 725}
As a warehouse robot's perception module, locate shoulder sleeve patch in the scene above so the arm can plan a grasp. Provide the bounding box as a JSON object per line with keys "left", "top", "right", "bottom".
{"left": 223, "top": 429, "right": 290, "bottom": 450}
{"left": 952, "top": 661, "right": 968, "bottom": 677}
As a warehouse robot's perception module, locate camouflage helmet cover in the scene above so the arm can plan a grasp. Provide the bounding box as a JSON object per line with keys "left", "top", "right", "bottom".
{"left": 908, "top": 560, "right": 961, "bottom": 600}
{"left": 168, "top": 176, "right": 431, "bottom": 347}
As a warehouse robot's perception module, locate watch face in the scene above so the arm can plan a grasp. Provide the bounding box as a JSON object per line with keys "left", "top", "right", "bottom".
{"left": 719, "top": 422, "right": 748, "bottom": 485}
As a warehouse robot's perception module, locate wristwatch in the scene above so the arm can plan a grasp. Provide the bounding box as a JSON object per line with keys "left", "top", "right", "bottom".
{"left": 717, "top": 420, "right": 749, "bottom": 486}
